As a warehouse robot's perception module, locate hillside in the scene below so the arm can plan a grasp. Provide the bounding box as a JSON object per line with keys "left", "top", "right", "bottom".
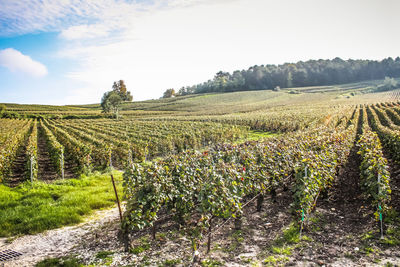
{"left": 2, "top": 78, "right": 399, "bottom": 118}
{"left": 0, "top": 80, "right": 399, "bottom": 266}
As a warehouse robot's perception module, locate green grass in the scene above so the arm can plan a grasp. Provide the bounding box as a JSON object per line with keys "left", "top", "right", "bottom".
{"left": 160, "top": 258, "right": 182, "bottom": 266}
{"left": 223, "top": 230, "right": 244, "bottom": 252}
{"left": 201, "top": 258, "right": 223, "bottom": 267}
{"left": 130, "top": 236, "right": 151, "bottom": 255}
{"left": 263, "top": 255, "right": 289, "bottom": 266}
{"left": 95, "top": 251, "right": 114, "bottom": 259}
{"left": 35, "top": 256, "right": 83, "bottom": 267}
{"left": 0, "top": 171, "right": 122, "bottom": 237}
{"left": 271, "top": 245, "right": 293, "bottom": 256}
{"left": 260, "top": 222, "right": 311, "bottom": 263}
{"left": 275, "top": 223, "right": 302, "bottom": 245}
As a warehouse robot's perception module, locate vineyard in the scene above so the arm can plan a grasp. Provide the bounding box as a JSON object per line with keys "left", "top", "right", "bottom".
{"left": 119, "top": 102, "right": 400, "bottom": 264}
{"left": 1, "top": 85, "right": 400, "bottom": 266}
{"left": 0, "top": 118, "right": 246, "bottom": 185}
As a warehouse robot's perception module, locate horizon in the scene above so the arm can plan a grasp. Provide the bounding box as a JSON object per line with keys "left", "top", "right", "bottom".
{"left": 1, "top": 0, "right": 400, "bottom": 105}
{"left": 1, "top": 61, "right": 399, "bottom": 107}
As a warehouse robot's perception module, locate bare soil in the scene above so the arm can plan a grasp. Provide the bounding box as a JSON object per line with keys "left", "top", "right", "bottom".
{"left": 37, "top": 126, "right": 75, "bottom": 181}
{"left": 1, "top": 182, "right": 398, "bottom": 267}
{"left": 37, "top": 127, "right": 58, "bottom": 181}
{"left": 6, "top": 144, "right": 28, "bottom": 187}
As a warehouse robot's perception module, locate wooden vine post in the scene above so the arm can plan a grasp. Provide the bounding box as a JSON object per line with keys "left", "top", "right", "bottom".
{"left": 60, "top": 152, "right": 64, "bottom": 179}
{"left": 300, "top": 166, "right": 307, "bottom": 238}
{"left": 128, "top": 149, "right": 133, "bottom": 168}
{"left": 30, "top": 156, "right": 34, "bottom": 184}
{"left": 378, "top": 174, "right": 384, "bottom": 239}
{"left": 256, "top": 193, "right": 264, "bottom": 212}
{"left": 152, "top": 222, "right": 157, "bottom": 240}
{"left": 111, "top": 174, "right": 123, "bottom": 222}
{"left": 109, "top": 148, "right": 113, "bottom": 169}
{"left": 207, "top": 218, "right": 213, "bottom": 254}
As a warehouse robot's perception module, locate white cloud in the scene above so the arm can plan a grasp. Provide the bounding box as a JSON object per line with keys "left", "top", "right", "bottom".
{"left": 0, "top": 0, "right": 214, "bottom": 37}
{"left": 55, "top": 0, "right": 400, "bottom": 103}
{"left": 0, "top": 48, "right": 48, "bottom": 77}
{"left": 60, "top": 24, "right": 111, "bottom": 40}
{"left": 2, "top": 0, "right": 400, "bottom": 104}
{"left": 0, "top": 0, "right": 123, "bottom": 36}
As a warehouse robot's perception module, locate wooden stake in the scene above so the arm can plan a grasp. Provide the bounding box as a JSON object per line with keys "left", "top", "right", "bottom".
{"left": 256, "top": 194, "right": 264, "bottom": 212}
{"left": 378, "top": 174, "right": 384, "bottom": 239}
{"left": 30, "top": 156, "right": 34, "bottom": 184}
{"left": 152, "top": 221, "right": 157, "bottom": 240}
{"left": 111, "top": 174, "right": 123, "bottom": 222}
{"left": 109, "top": 149, "right": 113, "bottom": 169}
{"left": 61, "top": 152, "right": 64, "bottom": 179}
{"left": 207, "top": 218, "right": 212, "bottom": 254}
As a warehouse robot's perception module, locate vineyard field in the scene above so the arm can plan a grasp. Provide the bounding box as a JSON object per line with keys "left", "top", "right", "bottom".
{"left": 1, "top": 82, "right": 400, "bottom": 266}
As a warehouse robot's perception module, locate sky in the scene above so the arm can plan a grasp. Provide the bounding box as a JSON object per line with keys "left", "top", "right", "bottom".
{"left": 0, "top": 0, "right": 399, "bottom": 105}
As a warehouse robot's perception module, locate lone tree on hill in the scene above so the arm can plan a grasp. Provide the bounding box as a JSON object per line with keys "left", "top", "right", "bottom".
{"left": 112, "top": 80, "right": 133, "bottom": 101}
{"left": 101, "top": 80, "right": 133, "bottom": 118}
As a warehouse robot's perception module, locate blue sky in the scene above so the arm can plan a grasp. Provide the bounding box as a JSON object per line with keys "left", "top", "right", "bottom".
{"left": 0, "top": 0, "right": 400, "bottom": 105}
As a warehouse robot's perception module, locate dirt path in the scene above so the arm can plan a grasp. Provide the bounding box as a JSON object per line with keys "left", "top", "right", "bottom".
{"left": 301, "top": 140, "right": 376, "bottom": 263}
{"left": 37, "top": 126, "right": 58, "bottom": 181}
{"left": 37, "top": 126, "right": 75, "bottom": 181}
{"left": 7, "top": 142, "right": 28, "bottom": 187}
{"left": 294, "top": 111, "right": 378, "bottom": 265}
{"left": 0, "top": 207, "right": 121, "bottom": 267}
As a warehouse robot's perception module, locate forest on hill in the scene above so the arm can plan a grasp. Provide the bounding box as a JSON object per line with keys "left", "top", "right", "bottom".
{"left": 176, "top": 57, "right": 400, "bottom": 96}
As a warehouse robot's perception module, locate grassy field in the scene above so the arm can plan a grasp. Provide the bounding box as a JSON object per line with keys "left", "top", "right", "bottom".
{"left": 0, "top": 171, "right": 122, "bottom": 237}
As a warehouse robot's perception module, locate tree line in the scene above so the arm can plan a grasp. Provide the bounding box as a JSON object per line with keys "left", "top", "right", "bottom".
{"left": 167, "top": 57, "right": 400, "bottom": 96}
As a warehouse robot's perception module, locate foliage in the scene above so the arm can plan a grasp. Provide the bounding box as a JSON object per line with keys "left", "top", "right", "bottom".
{"left": 26, "top": 120, "right": 38, "bottom": 180}
{"left": 47, "top": 118, "right": 247, "bottom": 169}
{"left": 177, "top": 57, "right": 400, "bottom": 95}
{"left": 0, "top": 119, "right": 32, "bottom": 183}
{"left": 40, "top": 120, "right": 65, "bottom": 177}
{"left": 44, "top": 119, "right": 91, "bottom": 174}
{"left": 121, "top": 111, "right": 355, "bottom": 252}
{"left": 358, "top": 108, "right": 391, "bottom": 214}
{"left": 293, "top": 120, "right": 356, "bottom": 219}
{"left": 101, "top": 91, "right": 123, "bottom": 118}
{"left": 0, "top": 104, "right": 6, "bottom": 114}
{"left": 163, "top": 88, "right": 176, "bottom": 98}
{"left": 367, "top": 106, "right": 400, "bottom": 163}
{"left": 112, "top": 80, "right": 133, "bottom": 101}
{"left": 101, "top": 80, "right": 132, "bottom": 117}
{"left": 378, "top": 77, "right": 399, "bottom": 92}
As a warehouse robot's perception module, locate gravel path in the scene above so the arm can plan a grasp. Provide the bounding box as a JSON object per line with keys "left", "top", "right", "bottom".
{"left": 0, "top": 206, "right": 120, "bottom": 267}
